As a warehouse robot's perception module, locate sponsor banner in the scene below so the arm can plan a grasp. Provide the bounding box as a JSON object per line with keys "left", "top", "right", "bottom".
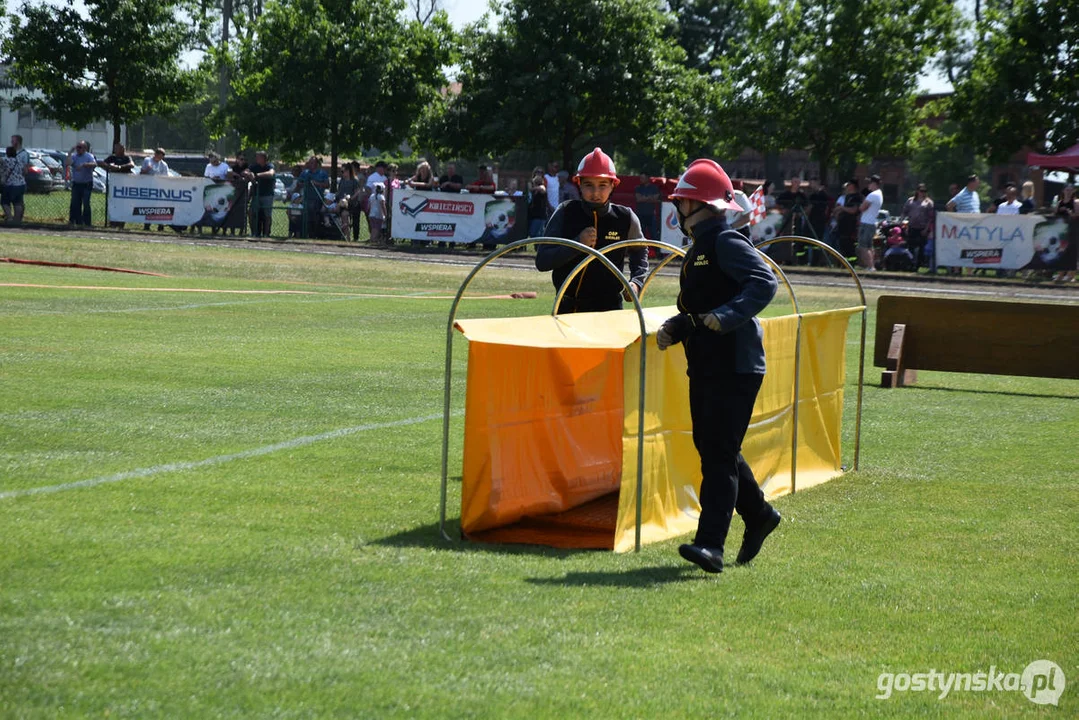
{"left": 935, "top": 212, "right": 1076, "bottom": 271}
{"left": 660, "top": 202, "right": 785, "bottom": 247}
{"left": 107, "top": 174, "right": 211, "bottom": 226}
{"left": 389, "top": 189, "right": 528, "bottom": 244}
{"left": 660, "top": 202, "right": 688, "bottom": 247}
{"left": 108, "top": 175, "right": 250, "bottom": 229}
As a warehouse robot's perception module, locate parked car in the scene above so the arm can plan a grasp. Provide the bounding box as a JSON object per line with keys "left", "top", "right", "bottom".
{"left": 28, "top": 148, "right": 65, "bottom": 166}
{"left": 276, "top": 171, "right": 295, "bottom": 197}
{"left": 24, "top": 156, "right": 54, "bottom": 194}
{"left": 92, "top": 166, "right": 108, "bottom": 194}
{"left": 31, "top": 152, "right": 66, "bottom": 189}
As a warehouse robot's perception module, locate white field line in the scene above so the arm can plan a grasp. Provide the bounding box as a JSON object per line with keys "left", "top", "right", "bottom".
{"left": 0, "top": 412, "right": 447, "bottom": 500}
{"left": 6, "top": 292, "right": 391, "bottom": 317}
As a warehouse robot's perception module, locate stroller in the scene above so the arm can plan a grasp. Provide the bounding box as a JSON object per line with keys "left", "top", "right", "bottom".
{"left": 313, "top": 189, "right": 347, "bottom": 240}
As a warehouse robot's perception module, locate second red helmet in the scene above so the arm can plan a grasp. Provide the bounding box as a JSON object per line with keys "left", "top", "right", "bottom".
{"left": 669, "top": 158, "right": 739, "bottom": 211}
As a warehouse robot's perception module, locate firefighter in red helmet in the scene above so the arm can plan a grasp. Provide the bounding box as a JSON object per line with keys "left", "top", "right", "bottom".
{"left": 535, "top": 148, "right": 648, "bottom": 313}
{"left": 657, "top": 158, "right": 781, "bottom": 574}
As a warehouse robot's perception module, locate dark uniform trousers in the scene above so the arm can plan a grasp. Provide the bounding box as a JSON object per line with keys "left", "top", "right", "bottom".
{"left": 689, "top": 371, "right": 767, "bottom": 550}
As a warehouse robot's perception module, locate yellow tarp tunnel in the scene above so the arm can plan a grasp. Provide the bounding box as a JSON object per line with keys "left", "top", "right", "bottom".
{"left": 454, "top": 305, "right": 861, "bottom": 552}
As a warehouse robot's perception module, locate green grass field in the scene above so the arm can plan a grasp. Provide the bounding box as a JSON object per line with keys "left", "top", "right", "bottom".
{"left": 1, "top": 233, "right": 1076, "bottom": 718}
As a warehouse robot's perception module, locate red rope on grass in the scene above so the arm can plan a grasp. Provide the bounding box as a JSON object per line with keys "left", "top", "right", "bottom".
{"left": 1, "top": 257, "right": 167, "bottom": 277}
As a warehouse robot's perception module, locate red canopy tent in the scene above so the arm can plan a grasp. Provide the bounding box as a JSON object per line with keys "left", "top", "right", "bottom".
{"left": 1027, "top": 143, "right": 1079, "bottom": 170}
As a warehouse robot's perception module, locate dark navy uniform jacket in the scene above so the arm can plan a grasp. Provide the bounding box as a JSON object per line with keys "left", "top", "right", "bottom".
{"left": 677, "top": 216, "right": 778, "bottom": 377}
{"left": 535, "top": 200, "right": 648, "bottom": 313}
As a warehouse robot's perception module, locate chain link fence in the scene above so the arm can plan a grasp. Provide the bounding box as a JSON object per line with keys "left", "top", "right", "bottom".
{"left": 16, "top": 178, "right": 373, "bottom": 243}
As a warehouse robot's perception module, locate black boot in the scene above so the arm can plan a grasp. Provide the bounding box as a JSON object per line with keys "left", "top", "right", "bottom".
{"left": 679, "top": 544, "right": 724, "bottom": 573}
{"left": 736, "top": 506, "right": 781, "bottom": 565}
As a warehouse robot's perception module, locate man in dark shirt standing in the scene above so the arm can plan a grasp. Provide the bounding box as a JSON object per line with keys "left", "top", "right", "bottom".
{"left": 832, "top": 179, "right": 863, "bottom": 258}
{"left": 244, "top": 150, "right": 276, "bottom": 237}
{"left": 807, "top": 180, "right": 832, "bottom": 264}
{"left": 635, "top": 173, "right": 661, "bottom": 241}
{"left": 772, "top": 176, "right": 809, "bottom": 262}
{"left": 439, "top": 162, "right": 464, "bottom": 193}
{"left": 101, "top": 142, "right": 134, "bottom": 228}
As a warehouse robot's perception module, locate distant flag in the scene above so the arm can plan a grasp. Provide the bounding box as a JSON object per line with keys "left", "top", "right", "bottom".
{"left": 746, "top": 185, "right": 767, "bottom": 227}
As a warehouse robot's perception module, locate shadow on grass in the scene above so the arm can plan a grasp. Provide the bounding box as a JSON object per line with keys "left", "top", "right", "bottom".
{"left": 526, "top": 565, "right": 704, "bottom": 588}
{"left": 904, "top": 384, "right": 1079, "bottom": 401}
{"left": 372, "top": 521, "right": 598, "bottom": 558}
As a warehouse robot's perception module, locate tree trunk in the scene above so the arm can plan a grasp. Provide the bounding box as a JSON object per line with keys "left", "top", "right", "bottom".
{"left": 218, "top": 0, "right": 233, "bottom": 155}
{"left": 561, "top": 121, "right": 575, "bottom": 172}
{"left": 330, "top": 122, "right": 339, "bottom": 192}
{"left": 112, "top": 111, "right": 122, "bottom": 146}
{"left": 816, "top": 137, "right": 831, "bottom": 189}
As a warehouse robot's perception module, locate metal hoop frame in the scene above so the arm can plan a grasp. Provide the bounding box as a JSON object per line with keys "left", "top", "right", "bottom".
{"left": 752, "top": 235, "right": 868, "bottom": 473}
{"left": 439, "top": 233, "right": 867, "bottom": 552}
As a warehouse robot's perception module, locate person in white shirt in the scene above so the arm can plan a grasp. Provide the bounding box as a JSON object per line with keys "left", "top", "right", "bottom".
{"left": 140, "top": 147, "right": 169, "bottom": 177}
{"left": 139, "top": 148, "right": 170, "bottom": 230}
{"left": 857, "top": 174, "right": 884, "bottom": 271}
{"left": 543, "top": 161, "right": 560, "bottom": 215}
{"left": 203, "top": 152, "right": 228, "bottom": 182}
{"left": 993, "top": 183, "right": 1023, "bottom": 215}
{"left": 365, "top": 160, "right": 387, "bottom": 189}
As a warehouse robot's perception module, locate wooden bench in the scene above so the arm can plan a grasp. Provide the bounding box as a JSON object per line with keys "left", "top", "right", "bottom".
{"left": 873, "top": 295, "right": 1079, "bottom": 387}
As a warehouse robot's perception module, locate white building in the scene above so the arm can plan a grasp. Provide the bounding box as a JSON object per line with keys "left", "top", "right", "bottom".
{"left": 0, "top": 66, "right": 124, "bottom": 154}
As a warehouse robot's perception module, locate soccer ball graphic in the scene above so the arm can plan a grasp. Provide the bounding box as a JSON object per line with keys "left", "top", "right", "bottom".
{"left": 484, "top": 200, "right": 516, "bottom": 239}
{"left": 1033, "top": 222, "right": 1068, "bottom": 264}
{"left": 203, "top": 184, "right": 235, "bottom": 223}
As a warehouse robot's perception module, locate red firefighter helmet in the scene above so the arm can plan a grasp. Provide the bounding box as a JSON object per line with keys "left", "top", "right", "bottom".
{"left": 669, "top": 158, "right": 739, "bottom": 211}
{"left": 573, "top": 147, "right": 620, "bottom": 185}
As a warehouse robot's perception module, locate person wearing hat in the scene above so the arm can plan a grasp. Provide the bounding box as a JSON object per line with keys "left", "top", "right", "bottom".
{"left": 900, "top": 183, "right": 934, "bottom": 269}
{"left": 534, "top": 148, "right": 648, "bottom": 313}
{"left": 857, "top": 174, "right": 884, "bottom": 271}
{"left": 657, "top": 158, "right": 780, "bottom": 574}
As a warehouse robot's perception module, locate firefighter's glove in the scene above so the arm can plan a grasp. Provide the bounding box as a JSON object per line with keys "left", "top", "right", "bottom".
{"left": 657, "top": 313, "right": 697, "bottom": 351}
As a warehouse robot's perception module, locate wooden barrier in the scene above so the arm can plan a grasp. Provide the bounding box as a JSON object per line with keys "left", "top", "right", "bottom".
{"left": 873, "top": 295, "right": 1079, "bottom": 387}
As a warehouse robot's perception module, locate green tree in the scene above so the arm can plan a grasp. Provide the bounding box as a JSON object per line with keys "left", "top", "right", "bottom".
{"left": 720, "top": 0, "right": 958, "bottom": 184}
{"left": 2, "top": 0, "right": 204, "bottom": 146}
{"left": 667, "top": 0, "right": 748, "bottom": 73}
{"left": 428, "top": 0, "right": 718, "bottom": 173}
{"left": 225, "top": 0, "right": 453, "bottom": 183}
{"left": 908, "top": 119, "right": 989, "bottom": 203}
{"left": 950, "top": 0, "right": 1079, "bottom": 162}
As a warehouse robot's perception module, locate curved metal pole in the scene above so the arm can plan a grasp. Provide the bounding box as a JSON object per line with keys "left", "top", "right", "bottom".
{"left": 638, "top": 247, "right": 686, "bottom": 299}
{"left": 439, "top": 237, "right": 651, "bottom": 549}
{"left": 551, "top": 239, "right": 684, "bottom": 313}
{"left": 752, "top": 236, "right": 868, "bottom": 472}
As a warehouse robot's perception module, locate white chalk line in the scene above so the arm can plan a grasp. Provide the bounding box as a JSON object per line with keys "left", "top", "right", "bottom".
{"left": 6, "top": 292, "right": 377, "bottom": 317}
{"left": 0, "top": 412, "right": 448, "bottom": 500}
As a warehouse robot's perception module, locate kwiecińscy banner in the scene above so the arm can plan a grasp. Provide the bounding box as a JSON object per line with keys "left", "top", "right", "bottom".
{"left": 107, "top": 174, "right": 249, "bottom": 230}
{"left": 389, "top": 189, "right": 528, "bottom": 244}
{"left": 934, "top": 212, "right": 1077, "bottom": 271}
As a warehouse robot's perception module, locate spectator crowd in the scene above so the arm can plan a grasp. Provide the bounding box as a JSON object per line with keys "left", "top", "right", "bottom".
{"left": 2, "top": 135, "right": 1076, "bottom": 281}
